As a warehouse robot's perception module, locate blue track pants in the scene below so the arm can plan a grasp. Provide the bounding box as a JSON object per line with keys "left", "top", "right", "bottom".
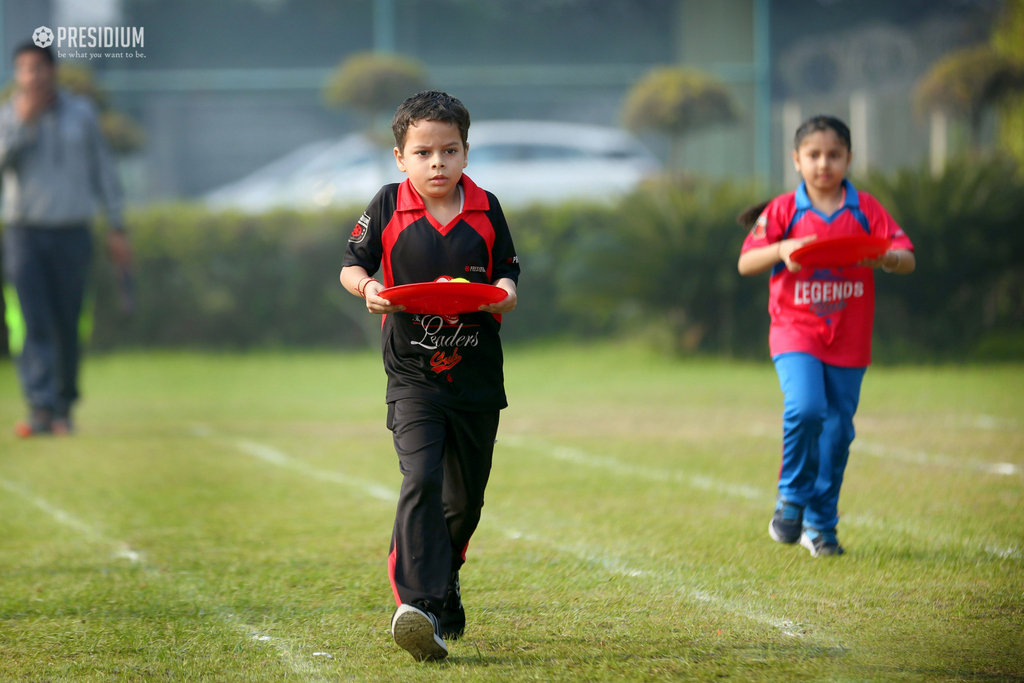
{"left": 772, "top": 352, "right": 866, "bottom": 531}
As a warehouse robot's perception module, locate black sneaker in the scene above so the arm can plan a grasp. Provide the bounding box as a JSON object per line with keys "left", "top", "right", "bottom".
{"left": 391, "top": 603, "right": 448, "bottom": 661}
{"left": 800, "top": 527, "right": 845, "bottom": 557}
{"left": 440, "top": 571, "right": 465, "bottom": 640}
{"left": 769, "top": 500, "right": 803, "bottom": 544}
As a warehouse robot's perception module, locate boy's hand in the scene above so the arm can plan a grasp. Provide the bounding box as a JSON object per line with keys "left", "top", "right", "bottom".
{"left": 479, "top": 279, "right": 517, "bottom": 314}
{"left": 779, "top": 235, "right": 817, "bottom": 272}
{"left": 363, "top": 280, "right": 405, "bottom": 315}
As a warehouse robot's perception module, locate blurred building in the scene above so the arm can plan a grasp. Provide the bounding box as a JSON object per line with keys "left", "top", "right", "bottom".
{"left": 0, "top": 0, "right": 1000, "bottom": 202}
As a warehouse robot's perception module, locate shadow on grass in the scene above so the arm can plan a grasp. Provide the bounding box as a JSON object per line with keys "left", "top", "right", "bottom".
{"left": 437, "top": 640, "right": 850, "bottom": 667}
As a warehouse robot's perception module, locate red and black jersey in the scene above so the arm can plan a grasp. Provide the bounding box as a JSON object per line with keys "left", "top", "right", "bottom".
{"left": 343, "top": 175, "right": 520, "bottom": 410}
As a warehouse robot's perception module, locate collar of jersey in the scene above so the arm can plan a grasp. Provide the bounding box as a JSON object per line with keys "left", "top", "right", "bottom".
{"left": 795, "top": 178, "right": 859, "bottom": 222}
{"left": 395, "top": 174, "right": 490, "bottom": 213}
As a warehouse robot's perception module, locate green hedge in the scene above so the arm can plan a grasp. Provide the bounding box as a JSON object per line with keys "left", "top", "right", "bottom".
{"left": 2, "top": 157, "right": 1022, "bottom": 361}
{"left": 860, "top": 157, "right": 1024, "bottom": 360}
{"left": 88, "top": 206, "right": 374, "bottom": 350}
{"left": 506, "top": 181, "right": 769, "bottom": 356}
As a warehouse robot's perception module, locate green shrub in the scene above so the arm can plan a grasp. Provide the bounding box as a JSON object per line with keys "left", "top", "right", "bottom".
{"left": 860, "top": 155, "right": 1024, "bottom": 360}
{"left": 88, "top": 206, "right": 375, "bottom": 350}
{"left": 504, "top": 180, "right": 768, "bottom": 356}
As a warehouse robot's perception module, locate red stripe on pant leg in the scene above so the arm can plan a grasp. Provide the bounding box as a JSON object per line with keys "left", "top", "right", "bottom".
{"left": 387, "top": 547, "right": 401, "bottom": 606}
{"left": 778, "top": 441, "right": 785, "bottom": 482}
{"left": 461, "top": 542, "right": 469, "bottom": 563}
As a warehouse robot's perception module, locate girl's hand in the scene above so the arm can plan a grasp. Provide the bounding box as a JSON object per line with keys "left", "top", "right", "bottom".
{"left": 858, "top": 250, "right": 894, "bottom": 270}
{"left": 363, "top": 280, "right": 405, "bottom": 315}
{"left": 778, "top": 235, "right": 817, "bottom": 272}
{"left": 479, "top": 278, "right": 517, "bottom": 314}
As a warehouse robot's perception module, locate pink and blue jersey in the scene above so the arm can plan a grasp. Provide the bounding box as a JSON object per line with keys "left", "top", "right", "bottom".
{"left": 740, "top": 179, "right": 913, "bottom": 367}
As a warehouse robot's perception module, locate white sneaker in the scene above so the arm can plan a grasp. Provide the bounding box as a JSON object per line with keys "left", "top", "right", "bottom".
{"left": 391, "top": 603, "right": 449, "bottom": 661}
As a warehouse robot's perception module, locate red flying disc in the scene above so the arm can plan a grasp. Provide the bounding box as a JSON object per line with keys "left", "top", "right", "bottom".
{"left": 790, "top": 235, "right": 891, "bottom": 269}
{"left": 379, "top": 281, "right": 507, "bottom": 315}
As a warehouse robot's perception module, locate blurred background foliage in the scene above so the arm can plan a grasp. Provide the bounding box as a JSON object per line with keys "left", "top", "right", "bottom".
{"left": 66, "top": 155, "right": 1024, "bottom": 362}
{"left": 992, "top": 0, "right": 1024, "bottom": 167}
{"left": 323, "top": 52, "right": 429, "bottom": 145}
{"left": 621, "top": 67, "right": 738, "bottom": 175}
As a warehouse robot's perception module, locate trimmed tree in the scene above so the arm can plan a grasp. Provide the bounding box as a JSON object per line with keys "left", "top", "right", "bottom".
{"left": 914, "top": 46, "right": 1024, "bottom": 150}
{"left": 622, "top": 67, "right": 738, "bottom": 177}
{"left": 323, "top": 52, "right": 428, "bottom": 144}
{"left": 992, "top": 0, "right": 1024, "bottom": 167}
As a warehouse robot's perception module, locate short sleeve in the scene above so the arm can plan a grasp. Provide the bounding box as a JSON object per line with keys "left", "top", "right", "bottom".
{"left": 342, "top": 185, "right": 391, "bottom": 275}
{"left": 486, "top": 193, "right": 520, "bottom": 284}
{"left": 862, "top": 193, "right": 913, "bottom": 252}
{"left": 740, "top": 197, "right": 789, "bottom": 253}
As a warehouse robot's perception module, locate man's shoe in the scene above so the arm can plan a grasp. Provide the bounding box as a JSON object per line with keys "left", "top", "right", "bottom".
{"left": 391, "top": 603, "right": 449, "bottom": 662}
{"left": 800, "top": 527, "right": 845, "bottom": 557}
{"left": 14, "top": 408, "right": 52, "bottom": 438}
{"left": 440, "top": 571, "right": 465, "bottom": 640}
{"left": 769, "top": 500, "right": 803, "bottom": 544}
{"left": 51, "top": 412, "right": 73, "bottom": 436}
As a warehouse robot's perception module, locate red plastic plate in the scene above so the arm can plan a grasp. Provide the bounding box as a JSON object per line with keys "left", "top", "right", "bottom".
{"left": 790, "top": 235, "right": 891, "bottom": 269}
{"left": 378, "top": 281, "right": 507, "bottom": 315}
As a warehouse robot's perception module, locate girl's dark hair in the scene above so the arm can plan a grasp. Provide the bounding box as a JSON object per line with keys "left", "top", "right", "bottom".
{"left": 736, "top": 200, "right": 771, "bottom": 231}
{"left": 392, "top": 90, "right": 470, "bottom": 151}
{"left": 794, "top": 115, "right": 851, "bottom": 151}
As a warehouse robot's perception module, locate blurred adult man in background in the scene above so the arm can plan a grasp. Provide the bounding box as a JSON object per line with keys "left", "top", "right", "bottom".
{"left": 0, "top": 42, "right": 131, "bottom": 437}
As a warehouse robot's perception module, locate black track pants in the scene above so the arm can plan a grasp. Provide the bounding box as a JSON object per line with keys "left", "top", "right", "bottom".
{"left": 386, "top": 398, "right": 499, "bottom": 617}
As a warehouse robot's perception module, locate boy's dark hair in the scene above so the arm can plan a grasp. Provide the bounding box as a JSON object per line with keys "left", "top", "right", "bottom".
{"left": 14, "top": 41, "right": 55, "bottom": 65}
{"left": 392, "top": 90, "right": 470, "bottom": 152}
{"left": 794, "top": 115, "right": 851, "bottom": 151}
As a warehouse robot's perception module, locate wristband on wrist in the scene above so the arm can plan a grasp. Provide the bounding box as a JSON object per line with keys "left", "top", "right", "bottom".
{"left": 356, "top": 276, "right": 378, "bottom": 298}
{"left": 881, "top": 251, "right": 900, "bottom": 273}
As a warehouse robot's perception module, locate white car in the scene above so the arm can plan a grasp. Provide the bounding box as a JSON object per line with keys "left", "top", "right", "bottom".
{"left": 203, "top": 134, "right": 400, "bottom": 212}
{"left": 203, "top": 122, "right": 659, "bottom": 212}
{"left": 464, "top": 120, "right": 660, "bottom": 207}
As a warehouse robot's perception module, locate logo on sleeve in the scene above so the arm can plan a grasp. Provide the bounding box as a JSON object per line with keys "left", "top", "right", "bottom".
{"left": 349, "top": 213, "right": 370, "bottom": 243}
{"left": 751, "top": 213, "right": 768, "bottom": 240}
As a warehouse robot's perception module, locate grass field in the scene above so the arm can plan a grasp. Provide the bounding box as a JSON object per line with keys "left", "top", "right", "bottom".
{"left": 1, "top": 343, "right": 1021, "bottom": 682}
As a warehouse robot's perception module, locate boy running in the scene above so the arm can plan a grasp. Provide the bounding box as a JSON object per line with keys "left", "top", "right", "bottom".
{"left": 340, "top": 90, "right": 519, "bottom": 661}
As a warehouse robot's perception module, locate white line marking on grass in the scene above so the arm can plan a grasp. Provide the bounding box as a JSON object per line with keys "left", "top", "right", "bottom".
{"left": 235, "top": 622, "right": 330, "bottom": 683}
{"left": 1, "top": 478, "right": 330, "bottom": 683}
{"left": 213, "top": 435, "right": 817, "bottom": 642}
{"left": 854, "top": 440, "right": 1020, "bottom": 476}
{"left": 233, "top": 438, "right": 398, "bottom": 503}
{"left": 503, "top": 435, "right": 767, "bottom": 501}
{"left": 748, "top": 426, "right": 1020, "bottom": 476}
{"left": 0, "top": 478, "right": 143, "bottom": 564}
{"left": 984, "top": 545, "right": 1021, "bottom": 560}
{"left": 191, "top": 426, "right": 398, "bottom": 503}
{"left": 844, "top": 513, "right": 1021, "bottom": 562}
{"left": 503, "top": 434, "right": 1018, "bottom": 561}
{"left": 499, "top": 525, "right": 815, "bottom": 640}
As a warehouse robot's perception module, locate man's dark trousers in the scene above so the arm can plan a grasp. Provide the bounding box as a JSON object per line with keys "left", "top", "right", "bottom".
{"left": 3, "top": 224, "right": 92, "bottom": 417}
